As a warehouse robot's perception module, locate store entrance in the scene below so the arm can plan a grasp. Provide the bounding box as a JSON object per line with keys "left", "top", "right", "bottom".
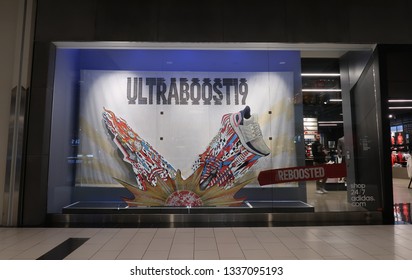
{"left": 301, "top": 58, "right": 349, "bottom": 211}
{"left": 382, "top": 46, "right": 412, "bottom": 224}
{"left": 389, "top": 112, "right": 412, "bottom": 224}
{"left": 301, "top": 49, "right": 396, "bottom": 224}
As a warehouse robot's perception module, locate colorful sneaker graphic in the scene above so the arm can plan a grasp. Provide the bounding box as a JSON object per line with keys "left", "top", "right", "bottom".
{"left": 193, "top": 106, "right": 271, "bottom": 190}
{"left": 102, "top": 108, "right": 176, "bottom": 189}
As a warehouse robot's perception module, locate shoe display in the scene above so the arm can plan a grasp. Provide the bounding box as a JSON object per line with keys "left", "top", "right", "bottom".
{"left": 230, "top": 106, "right": 271, "bottom": 157}
{"left": 193, "top": 106, "right": 271, "bottom": 190}
{"left": 103, "top": 106, "right": 271, "bottom": 193}
{"left": 102, "top": 108, "right": 176, "bottom": 189}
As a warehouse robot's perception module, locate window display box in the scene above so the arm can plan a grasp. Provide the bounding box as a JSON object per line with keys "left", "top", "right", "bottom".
{"left": 62, "top": 200, "right": 314, "bottom": 214}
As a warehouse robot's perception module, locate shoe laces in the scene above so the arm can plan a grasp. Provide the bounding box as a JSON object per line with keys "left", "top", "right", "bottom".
{"left": 251, "top": 123, "right": 263, "bottom": 137}
{"left": 242, "top": 122, "right": 263, "bottom": 141}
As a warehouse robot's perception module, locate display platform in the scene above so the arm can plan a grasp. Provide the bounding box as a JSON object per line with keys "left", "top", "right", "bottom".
{"left": 62, "top": 200, "right": 314, "bottom": 214}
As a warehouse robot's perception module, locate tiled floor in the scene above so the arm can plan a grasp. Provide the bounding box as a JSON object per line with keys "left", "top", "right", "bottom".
{"left": 1, "top": 178, "right": 412, "bottom": 260}
{"left": 1, "top": 225, "right": 412, "bottom": 260}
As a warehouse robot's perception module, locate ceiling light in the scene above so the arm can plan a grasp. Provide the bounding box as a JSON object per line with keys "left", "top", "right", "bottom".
{"left": 319, "top": 124, "right": 338, "bottom": 127}
{"left": 302, "top": 89, "right": 341, "bottom": 92}
{"left": 329, "top": 99, "right": 342, "bottom": 102}
{"left": 389, "top": 107, "right": 412, "bottom": 109}
{"left": 388, "top": 99, "right": 412, "bottom": 102}
{"left": 301, "top": 73, "right": 340, "bottom": 77}
{"left": 318, "top": 121, "right": 343, "bottom": 124}
{"left": 303, "top": 118, "right": 317, "bottom": 121}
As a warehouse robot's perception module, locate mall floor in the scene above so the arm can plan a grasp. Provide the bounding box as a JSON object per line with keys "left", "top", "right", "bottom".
{"left": 0, "top": 179, "right": 412, "bottom": 260}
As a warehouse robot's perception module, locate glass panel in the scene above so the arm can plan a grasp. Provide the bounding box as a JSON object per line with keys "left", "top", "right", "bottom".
{"left": 48, "top": 48, "right": 307, "bottom": 214}
{"left": 47, "top": 44, "right": 381, "bottom": 218}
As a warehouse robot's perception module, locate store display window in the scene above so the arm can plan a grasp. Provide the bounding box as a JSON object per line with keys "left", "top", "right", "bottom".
{"left": 48, "top": 47, "right": 312, "bottom": 214}
{"left": 46, "top": 43, "right": 383, "bottom": 221}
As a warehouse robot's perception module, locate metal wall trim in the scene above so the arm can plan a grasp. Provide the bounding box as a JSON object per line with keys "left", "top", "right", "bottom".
{"left": 2, "top": 0, "right": 34, "bottom": 226}
{"left": 47, "top": 211, "right": 382, "bottom": 227}
{"left": 3, "top": 86, "right": 26, "bottom": 226}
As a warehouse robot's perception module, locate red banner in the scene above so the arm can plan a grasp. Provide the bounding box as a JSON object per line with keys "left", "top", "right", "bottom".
{"left": 257, "top": 163, "right": 347, "bottom": 186}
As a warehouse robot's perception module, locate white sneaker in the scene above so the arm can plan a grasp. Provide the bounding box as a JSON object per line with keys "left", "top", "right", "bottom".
{"left": 230, "top": 106, "right": 271, "bottom": 157}
{"left": 316, "top": 190, "right": 324, "bottom": 194}
{"left": 321, "top": 188, "right": 328, "bottom": 193}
